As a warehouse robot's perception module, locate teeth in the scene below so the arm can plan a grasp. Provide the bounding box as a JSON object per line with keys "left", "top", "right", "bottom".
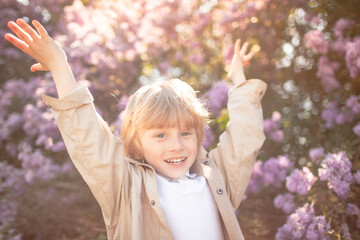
{"left": 164, "top": 158, "right": 186, "bottom": 165}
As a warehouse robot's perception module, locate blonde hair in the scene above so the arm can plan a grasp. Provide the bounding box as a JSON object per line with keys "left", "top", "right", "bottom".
{"left": 120, "top": 79, "right": 209, "bottom": 160}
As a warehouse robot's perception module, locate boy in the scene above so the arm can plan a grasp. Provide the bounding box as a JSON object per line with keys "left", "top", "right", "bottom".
{"left": 5, "top": 18, "right": 266, "bottom": 240}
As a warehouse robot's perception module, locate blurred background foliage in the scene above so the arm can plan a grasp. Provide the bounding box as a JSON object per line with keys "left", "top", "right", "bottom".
{"left": 1, "top": 0, "right": 359, "bottom": 239}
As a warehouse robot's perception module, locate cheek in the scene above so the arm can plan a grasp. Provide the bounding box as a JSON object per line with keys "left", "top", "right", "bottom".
{"left": 187, "top": 137, "right": 199, "bottom": 154}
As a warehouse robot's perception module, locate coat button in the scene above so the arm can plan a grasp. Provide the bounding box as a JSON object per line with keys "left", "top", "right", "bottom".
{"left": 217, "top": 188, "right": 223, "bottom": 195}
{"left": 151, "top": 200, "right": 155, "bottom": 205}
{"left": 204, "top": 160, "right": 210, "bottom": 165}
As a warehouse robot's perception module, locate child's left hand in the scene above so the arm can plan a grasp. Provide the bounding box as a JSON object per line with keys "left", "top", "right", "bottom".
{"left": 227, "top": 39, "right": 256, "bottom": 85}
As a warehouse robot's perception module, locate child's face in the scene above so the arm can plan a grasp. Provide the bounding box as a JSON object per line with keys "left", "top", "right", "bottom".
{"left": 139, "top": 126, "right": 198, "bottom": 179}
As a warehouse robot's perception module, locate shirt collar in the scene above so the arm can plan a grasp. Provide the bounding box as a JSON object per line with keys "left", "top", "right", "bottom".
{"left": 157, "top": 170, "right": 197, "bottom": 183}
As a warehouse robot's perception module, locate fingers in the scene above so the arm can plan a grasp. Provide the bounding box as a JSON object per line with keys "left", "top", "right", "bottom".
{"left": 32, "top": 20, "right": 48, "bottom": 38}
{"left": 244, "top": 50, "right": 255, "bottom": 62}
{"left": 4, "top": 33, "right": 30, "bottom": 53}
{"left": 239, "top": 41, "right": 249, "bottom": 57}
{"left": 30, "top": 63, "right": 48, "bottom": 72}
{"left": 16, "top": 18, "right": 40, "bottom": 41}
{"left": 7, "top": 21, "right": 33, "bottom": 44}
{"left": 234, "top": 39, "right": 241, "bottom": 55}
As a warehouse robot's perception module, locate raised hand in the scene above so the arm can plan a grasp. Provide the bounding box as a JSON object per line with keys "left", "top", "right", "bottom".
{"left": 227, "top": 39, "right": 256, "bottom": 85}
{"left": 4, "top": 19, "right": 67, "bottom": 72}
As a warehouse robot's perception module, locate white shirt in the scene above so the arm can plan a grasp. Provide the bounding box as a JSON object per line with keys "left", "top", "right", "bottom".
{"left": 156, "top": 172, "right": 224, "bottom": 240}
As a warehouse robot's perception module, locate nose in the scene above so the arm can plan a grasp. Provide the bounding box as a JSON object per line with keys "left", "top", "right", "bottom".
{"left": 169, "top": 135, "right": 184, "bottom": 152}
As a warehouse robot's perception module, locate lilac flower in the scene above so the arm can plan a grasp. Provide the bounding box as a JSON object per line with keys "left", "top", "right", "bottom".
{"left": 263, "top": 155, "right": 293, "bottom": 188}
{"left": 204, "top": 81, "right": 230, "bottom": 117}
{"left": 274, "top": 193, "right": 296, "bottom": 214}
{"left": 347, "top": 203, "right": 360, "bottom": 216}
{"left": 334, "top": 18, "right": 356, "bottom": 39}
{"left": 276, "top": 203, "right": 331, "bottom": 240}
{"left": 346, "top": 96, "right": 360, "bottom": 114}
{"left": 0, "top": 161, "right": 24, "bottom": 239}
{"left": 264, "top": 111, "right": 284, "bottom": 142}
{"left": 246, "top": 160, "right": 263, "bottom": 194}
{"left": 304, "top": 30, "right": 328, "bottom": 54}
{"left": 321, "top": 100, "right": 339, "bottom": 128}
{"left": 341, "top": 223, "right": 352, "bottom": 240}
{"left": 305, "top": 216, "right": 331, "bottom": 240}
{"left": 276, "top": 203, "right": 315, "bottom": 239}
{"left": 345, "top": 37, "right": 360, "bottom": 78}
{"left": 346, "top": 96, "right": 359, "bottom": 108}
{"left": 286, "top": 167, "right": 317, "bottom": 195}
{"left": 17, "top": 143, "right": 61, "bottom": 184}
{"left": 309, "top": 147, "right": 324, "bottom": 164}
{"left": 318, "top": 152, "right": 353, "bottom": 199}
{"left": 117, "top": 95, "right": 128, "bottom": 112}
{"left": 316, "top": 56, "right": 340, "bottom": 93}
{"left": 331, "top": 37, "right": 351, "bottom": 56}
{"left": 353, "top": 123, "right": 360, "bottom": 137}
{"left": 354, "top": 170, "right": 360, "bottom": 184}
{"left": 203, "top": 126, "right": 215, "bottom": 149}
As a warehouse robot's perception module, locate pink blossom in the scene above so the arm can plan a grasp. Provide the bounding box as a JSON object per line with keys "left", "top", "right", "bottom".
{"left": 334, "top": 18, "right": 355, "bottom": 39}
{"left": 316, "top": 56, "right": 341, "bottom": 93}
{"left": 309, "top": 147, "right": 325, "bottom": 164}
{"left": 345, "top": 37, "right": 360, "bottom": 78}
{"left": 353, "top": 123, "right": 360, "bottom": 137}
{"left": 304, "top": 30, "right": 328, "bottom": 54}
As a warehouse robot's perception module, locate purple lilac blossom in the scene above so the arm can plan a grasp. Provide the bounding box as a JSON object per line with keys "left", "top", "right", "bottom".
{"left": 346, "top": 96, "right": 360, "bottom": 114}
{"left": 305, "top": 216, "right": 331, "bottom": 240}
{"left": 117, "top": 95, "right": 128, "bottom": 112}
{"left": 354, "top": 170, "right": 360, "bottom": 184}
{"left": 318, "top": 152, "right": 353, "bottom": 199}
{"left": 334, "top": 18, "right": 356, "bottom": 39}
{"left": 309, "top": 147, "right": 325, "bottom": 164}
{"left": 286, "top": 167, "right": 317, "bottom": 195}
{"left": 304, "top": 30, "right": 328, "bottom": 54}
{"left": 274, "top": 193, "right": 296, "bottom": 214}
{"left": 17, "top": 143, "right": 61, "bottom": 184}
{"left": 331, "top": 18, "right": 355, "bottom": 57}
{"left": 341, "top": 223, "right": 352, "bottom": 240}
{"left": 0, "top": 161, "right": 24, "bottom": 239}
{"left": 204, "top": 81, "right": 230, "bottom": 117}
{"left": 246, "top": 160, "right": 263, "bottom": 194}
{"left": 114, "top": 111, "right": 125, "bottom": 137}
{"left": 353, "top": 123, "right": 360, "bottom": 137}
{"left": 347, "top": 203, "right": 360, "bottom": 216}
{"left": 276, "top": 203, "right": 331, "bottom": 240}
{"left": 345, "top": 37, "right": 360, "bottom": 78}
{"left": 316, "top": 56, "right": 340, "bottom": 93}
{"left": 203, "top": 126, "right": 215, "bottom": 149}
{"left": 263, "top": 111, "right": 283, "bottom": 142}
{"left": 321, "top": 100, "right": 338, "bottom": 128}
{"left": 263, "top": 155, "right": 293, "bottom": 188}
{"left": 331, "top": 38, "right": 351, "bottom": 56}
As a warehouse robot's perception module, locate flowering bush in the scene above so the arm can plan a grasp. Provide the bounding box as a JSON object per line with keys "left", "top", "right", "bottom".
{"left": 1, "top": 0, "right": 360, "bottom": 239}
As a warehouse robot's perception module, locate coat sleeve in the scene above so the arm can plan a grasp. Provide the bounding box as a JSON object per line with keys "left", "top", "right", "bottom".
{"left": 209, "top": 79, "right": 267, "bottom": 209}
{"left": 41, "top": 85, "right": 127, "bottom": 224}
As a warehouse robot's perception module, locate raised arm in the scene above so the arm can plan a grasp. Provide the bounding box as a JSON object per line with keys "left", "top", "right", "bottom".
{"left": 210, "top": 39, "right": 266, "bottom": 209}
{"left": 5, "top": 19, "right": 127, "bottom": 224}
{"left": 5, "top": 19, "right": 78, "bottom": 98}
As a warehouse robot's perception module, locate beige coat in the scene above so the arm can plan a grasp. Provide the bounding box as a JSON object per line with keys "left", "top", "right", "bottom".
{"left": 42, "top": 79, "right": 267, "bottom": 240}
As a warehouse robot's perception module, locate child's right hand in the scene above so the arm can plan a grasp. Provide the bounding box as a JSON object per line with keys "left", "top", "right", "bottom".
{"left": 5, "top": 19, "right": 67, "bottom": 72}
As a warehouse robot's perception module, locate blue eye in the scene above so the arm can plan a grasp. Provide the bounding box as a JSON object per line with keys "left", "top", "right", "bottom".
{"left": 181, "top": 131, "right": 191, "bottom": 136}
{"left": 156, "top": 133, "right": 166, "bottom": 138}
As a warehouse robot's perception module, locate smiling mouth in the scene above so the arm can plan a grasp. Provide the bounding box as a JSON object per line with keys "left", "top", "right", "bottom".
{"left": 164, "top": 157, "right": 187, "bottom": 165}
